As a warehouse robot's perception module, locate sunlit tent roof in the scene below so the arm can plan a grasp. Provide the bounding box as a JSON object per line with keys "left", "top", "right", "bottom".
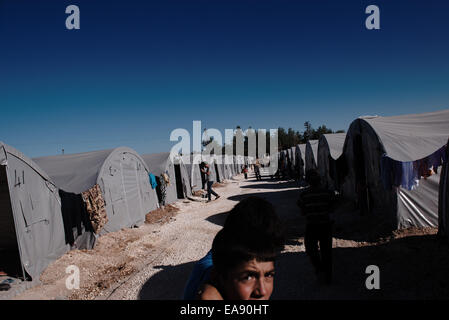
{"left": 298, "top": 144, "right": 306, "bottom": 163}
{"left": 1, "top": 142, "right": 68, "bottom": 281}
{"left": 360, "top": 109, "right": 449, "bottom": 162}
{"left": 142, "top": 152, "right": 178, "bottom": 205}
{"left": 142, "top": 152, "right": 173, "bottom": 177}
{"left": 321, "top": 133, "right": 346, "bottom": 160}
{"left": 33, "top": 147, "right": 148, "bottom": 194}
{"left": 181, "top": 153, "right": 203, "bottom": 192}
{"left": 305, "top": 140, "right": 319, "bottom": 171}
{"left": 317, "top": 133, "right": 347, "bottom": 191}
{"left": 341, "top": 109, "right": 449, "bottom": 230}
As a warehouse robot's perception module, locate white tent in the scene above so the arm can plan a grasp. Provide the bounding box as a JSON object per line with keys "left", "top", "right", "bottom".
{"left": 35, "top": 147, "right": 158, "bottom": 234}
{"left": 222, "top": 155, "right": 234, "bottom": 180}
{"left": 340, "top": 109, "right": 449, "bottom": 230}
{"left": 211, "top": 155, "right": 225, "bottom": 183}
{"left": 295, "top": 144, "right": 305, "bottom": 180}
{"left": 182, "top": 153, "right": 204, "bottom": 192}
{"left": 305, "top": 140, "right": 319, "bottom": 173}
{"left": 317, "top": 133, "right": 346, "bottom": 191}
{"left": 173, "top": 154, "right": 193, "bottom": 198}
{"left": 1, "top": 142, "right": 69, "bottom": 281}
{"left": 142, "top": 152, "right": 188, "bottom": 205}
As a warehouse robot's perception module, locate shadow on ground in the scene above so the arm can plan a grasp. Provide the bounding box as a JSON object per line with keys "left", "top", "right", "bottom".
{"left": 205, "top": 211, "right": 229, "bottom": 228}
{"left": 240, "top": 180, "right": 300, "bottom": 190}
{"left": 137, "top": 178, "right": 449, "bottom": 300}
{"left": 274, "top": 234, "right": 449, "bottom": 299}
{"left": 138, "top": 261, "right": 196, "bottom": 300}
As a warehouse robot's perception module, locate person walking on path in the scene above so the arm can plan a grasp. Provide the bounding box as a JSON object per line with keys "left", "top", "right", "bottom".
{"left": 200, "top": 162, "right": 220, "bottom": 203}
{"left": 297, "top": 169, "right": 336, "bottom": 284}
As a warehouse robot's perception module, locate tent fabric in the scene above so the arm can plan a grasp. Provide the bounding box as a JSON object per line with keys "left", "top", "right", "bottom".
{"left": 173, "top": 155, "right": 193, "bottom": 198}
{"left": 181, "top": 154, "right": 204, "bottom": 192}
{"left": 295, "top": 144, "right": 305, "bottom": 180}
{"left": 0, "top": 142, "right": 69, "bottom": 281}
{"left": 34, "top": 147, "right": 158, "bottom": 234}
{"left": 340, "top": 110, "right": 449, "bottom": 230}
{"left": 142, "top": 152, "right": 178, "bottom": 205}
{"left": 222, "top": 155, "right": 234, "bottom": 180}
{"left": 439, "top": 144, "right": 449, "bottom": 240}
{"left": 321, "top": 133, "right": 346, "bottom": 160}
{"left": 33, "top": 149, "right": 113, "bottom": 194}
{"left": 361, "top": 109, "right": 449, "bottom": 162}
{"left": 286, "top": 149, "right": 293, "bottom": 174}
{"left": 317, "top": 133, "right": 346, "bottom": 191}
{"left": 305, "top": 140, "right": 319, "bottom": 173}
{"left": 290, "top": 147, "right": 296, "bottom": 167}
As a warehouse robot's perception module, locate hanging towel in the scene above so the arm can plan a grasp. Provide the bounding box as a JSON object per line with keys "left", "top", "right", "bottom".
{"left": 149, "top": 173, "right": 158, "bottom": 189}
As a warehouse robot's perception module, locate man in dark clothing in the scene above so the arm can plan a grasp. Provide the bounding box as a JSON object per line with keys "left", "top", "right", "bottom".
{"left": 297, "top": 169, "right": 336, "bottom": 284}
{"left": 200, "top": 162, "right": 220, "bottom": 202}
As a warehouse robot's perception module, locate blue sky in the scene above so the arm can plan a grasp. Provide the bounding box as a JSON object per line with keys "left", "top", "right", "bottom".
{"left": 1, "top": 0, "right": 448, "bottom": 157}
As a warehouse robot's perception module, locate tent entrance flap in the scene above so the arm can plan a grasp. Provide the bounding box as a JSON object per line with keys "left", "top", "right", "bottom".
{"left": 174, "top": 164, "right": 184, "bottom": 199}
{"left": 0, "top": 165, "right": 24, "bottom": 279}
{"left": 154, "top": 176, "right": 163, "bottom": 204}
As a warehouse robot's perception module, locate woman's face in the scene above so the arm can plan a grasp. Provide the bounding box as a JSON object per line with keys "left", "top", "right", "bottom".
{"left": 221, "top": 259, "right": 275, "bottom": 300}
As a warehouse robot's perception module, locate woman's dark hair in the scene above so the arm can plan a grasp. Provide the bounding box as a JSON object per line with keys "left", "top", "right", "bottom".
{"left": 212, "top": 196, "right": 285, "bottom": 277}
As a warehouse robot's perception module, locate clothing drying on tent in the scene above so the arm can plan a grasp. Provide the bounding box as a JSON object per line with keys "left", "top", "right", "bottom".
{"left": 0, "top": 142, "right": 69, "bottom": 282}
{"left": 339, "top": 109, "right": 449, "bottom": 231}
{"left": 34, "top": 147, "right": 158, "bottom": 236}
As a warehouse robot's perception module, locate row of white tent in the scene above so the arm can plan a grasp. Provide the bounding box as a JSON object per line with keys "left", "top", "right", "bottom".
{"left": 2, "top": 108, "right": 448, "bottom": 284}
{"left": 0, "top": 144, "right": 251, "bottom": 282}
{"left": 278, "top": 109, "right": 449, "bottom": 242}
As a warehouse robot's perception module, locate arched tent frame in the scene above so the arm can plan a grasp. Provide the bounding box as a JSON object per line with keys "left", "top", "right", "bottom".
{"left": 305, "top": 140, "right": 319, "bottom": 173}
{"left": 142, "top": 152, "right": 179, "bottom": 206}
{"left": 1, "top": 142, "right": 69, "bottom": 281}
{"left": 35, "top": 147, "right": 158, "bottom": 235}
{"left": 317, "top": 133, "right": 346, "bottom": 191}
{"left": 182, "top": 153, "right": 203, "bottom": 192}
{"left": 340, "top": 110, "right": 449, "bottom": 230}
{"left": 295, "top": 144, "right": 305, "bottom": 180}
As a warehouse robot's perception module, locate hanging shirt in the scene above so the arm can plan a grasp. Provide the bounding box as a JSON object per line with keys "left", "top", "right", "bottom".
{"left": 149, "top": 173, "right": 158, "bottom": 189}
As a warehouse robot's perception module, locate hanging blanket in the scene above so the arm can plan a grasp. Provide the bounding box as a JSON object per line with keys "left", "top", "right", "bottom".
{"left": 81, "top": 184, "right": 108, "bottom": 234}
{"left": 381, "top": 144, "right": 448, "bottom": 191}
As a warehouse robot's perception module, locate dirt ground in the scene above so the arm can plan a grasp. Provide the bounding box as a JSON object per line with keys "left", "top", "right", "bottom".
{"left": 9, "top": 172, "right": 449, "bottom": 300}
